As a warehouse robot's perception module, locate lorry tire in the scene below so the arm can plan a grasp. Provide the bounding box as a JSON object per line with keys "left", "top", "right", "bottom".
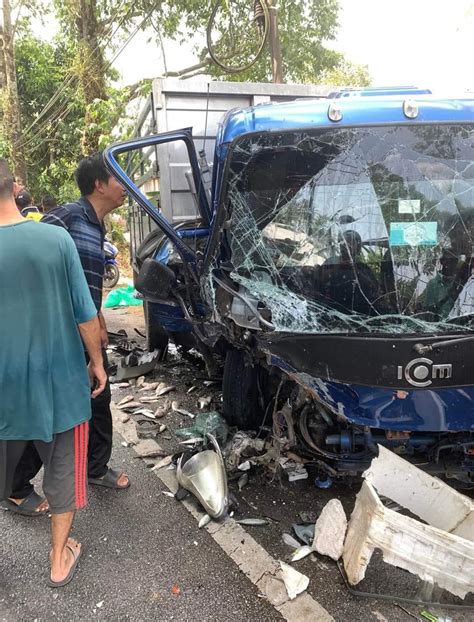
{"left": 144, "top": 301, "right": 169, "bottom": 359}
{"left": 222, "top": 349, "right": 265, "bottom": 430}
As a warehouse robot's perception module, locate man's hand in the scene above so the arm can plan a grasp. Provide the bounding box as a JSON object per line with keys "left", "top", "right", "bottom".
{"left": 88, "top": 361, "right": 107, "bottom": 398}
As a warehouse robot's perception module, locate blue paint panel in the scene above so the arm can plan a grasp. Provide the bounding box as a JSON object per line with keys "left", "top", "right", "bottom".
{"left": 215, "top": 97, "right": 474, "bottom": 159}
{"left": 270, "top": 355, "right": 474, "bottom": 432}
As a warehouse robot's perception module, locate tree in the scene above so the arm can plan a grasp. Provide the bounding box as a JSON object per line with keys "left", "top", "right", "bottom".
{"left": 1, "top": 0, "right": 27, "bottom": 183}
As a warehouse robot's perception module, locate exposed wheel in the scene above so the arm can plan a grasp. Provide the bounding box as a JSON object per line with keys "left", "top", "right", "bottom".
{"left": 144, "top": 301, "right": 169, "bottom": 360}
{"left": 222, "top": 349, "right": 266, "bottom": 429}
{"left": 103, "top": 264, "right": 120, "bottom": 289}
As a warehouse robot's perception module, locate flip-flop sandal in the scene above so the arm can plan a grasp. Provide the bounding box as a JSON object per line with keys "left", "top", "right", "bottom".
{"left": 48, "top": 544, "right": 83, "bottom": 588}
{"left": 88, "top": 467, "right": 130, "bottom": 490}
{"left": 1, "top": 491, "right": 49, "bottom": 517}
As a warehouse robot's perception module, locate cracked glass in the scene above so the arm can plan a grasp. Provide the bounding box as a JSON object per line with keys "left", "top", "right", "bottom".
{"left": 215, "top": 124, "right": 474, "bottom": 334}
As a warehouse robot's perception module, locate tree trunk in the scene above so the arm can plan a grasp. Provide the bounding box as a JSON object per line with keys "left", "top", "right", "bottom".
{"left": 1, "top": 0, "right": 27, "bottom": 183}
{"left": 76, "top": 0, "right": 108, "bottom": 154}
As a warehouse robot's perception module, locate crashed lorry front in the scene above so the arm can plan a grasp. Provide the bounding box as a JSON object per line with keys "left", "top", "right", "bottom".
{"left": 105, "top": 94, "right": 474, "bottom": 484}
{"left": 205, "top": 95, "right": 474, "bottom": 484}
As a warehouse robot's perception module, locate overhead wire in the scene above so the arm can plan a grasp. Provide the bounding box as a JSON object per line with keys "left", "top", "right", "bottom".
{"left": 22, "top": 6, "right": 155, "bottom": 155}
{"left": 20, "top": 0, "right": 135, "bottom": 141}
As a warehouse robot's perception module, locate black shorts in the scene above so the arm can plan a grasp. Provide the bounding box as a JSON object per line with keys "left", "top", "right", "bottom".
{"left": 0, "top": 422, "right": 89, "bottom": 514}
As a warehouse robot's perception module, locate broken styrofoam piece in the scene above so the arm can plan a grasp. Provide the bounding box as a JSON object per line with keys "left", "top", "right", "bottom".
{"left": 312, "top": 499, "right": 347, "bottom": 561}
{"left": 363, "top": 445, "right": 474, "bottom": 539}
{"left": 343, "top": 447, "right": 474, "bottom": 599}
{"left": 279, "top": 561, "right": 309, "bottom": 600}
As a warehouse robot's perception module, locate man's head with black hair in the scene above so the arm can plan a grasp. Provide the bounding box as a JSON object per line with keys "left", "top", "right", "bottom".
{"left": 0, "top": 159, "right": 15, "bottom": 200}
{"left": 41, "top": 194, "right": 58, "bottom": 213}
{"left": 75, "top": 152, "right": 110, "bottom": 196}
{"left": 15, "top": 190, "right": 33, "bottom": 210}
{"left": 74, "top": 152, "right": 125, "bottom": 217}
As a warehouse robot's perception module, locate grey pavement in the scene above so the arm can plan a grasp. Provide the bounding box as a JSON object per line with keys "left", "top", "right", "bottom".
{"left": 0, "top": 438, "right": 280, "bottom": 622}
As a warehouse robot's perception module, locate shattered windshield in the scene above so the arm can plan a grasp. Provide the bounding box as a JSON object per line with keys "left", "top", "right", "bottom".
{"left": 221, "top": 124, "right": 474, "bottom": 334}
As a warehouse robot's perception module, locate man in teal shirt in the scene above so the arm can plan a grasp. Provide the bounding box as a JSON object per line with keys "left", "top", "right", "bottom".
{"left": 0, "top": 159, "right": 106, "bottom": 587}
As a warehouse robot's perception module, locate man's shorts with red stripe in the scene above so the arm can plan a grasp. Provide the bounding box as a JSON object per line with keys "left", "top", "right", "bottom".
{"left": 0, "top": 422, "right": 89, "bottom": 514}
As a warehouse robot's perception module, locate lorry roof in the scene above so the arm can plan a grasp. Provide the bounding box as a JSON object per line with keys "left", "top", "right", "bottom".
{"left": 217, "top": 95, "right": 474, "bottom": 147}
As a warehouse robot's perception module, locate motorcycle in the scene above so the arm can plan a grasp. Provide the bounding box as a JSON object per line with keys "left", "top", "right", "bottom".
{"left": 103, "top": 239, "right": 120, "bottom": 289}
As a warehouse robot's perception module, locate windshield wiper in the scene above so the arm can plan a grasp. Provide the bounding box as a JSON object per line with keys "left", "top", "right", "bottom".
{"left": 414, "top": 334, "right": 474, "bottom": 354}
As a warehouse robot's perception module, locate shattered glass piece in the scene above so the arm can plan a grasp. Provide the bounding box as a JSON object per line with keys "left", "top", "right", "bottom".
{"left": 208, "top": 124, "right": 474, "bottom": 335}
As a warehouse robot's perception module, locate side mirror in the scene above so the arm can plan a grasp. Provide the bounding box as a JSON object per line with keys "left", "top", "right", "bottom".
{"left": 135, "top": 258, "right": 177, "bottom": 299}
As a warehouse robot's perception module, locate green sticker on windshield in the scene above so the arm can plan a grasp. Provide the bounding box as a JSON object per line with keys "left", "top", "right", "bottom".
{"left": 389, "top": 222, "right": 437, "bottom": 246}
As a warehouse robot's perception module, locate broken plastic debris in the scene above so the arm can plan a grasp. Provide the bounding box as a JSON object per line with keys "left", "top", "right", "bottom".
{"left": 237, "top": 460, "right": 251, "bottom": 472}
{"left": 343, "top": 446, "right": 474, "bottom": 599}
{"left": 292, "top": 523, "right": 315, "bottom": 547}
{"left": 175, "top": 412, "right": 229, "bottom": 444}
{"left": 176, "top": 434, "right": 228, "bottom": 519}
{"left": 198, "top": 396, "right": 212, "bottom": 409}
{"left": 198, "top": 514, "right": 212, "bottom": 529}
{"left": 290, "top": 545, "right": 313, "bottom": 562}
{"left": 279, "top": 561, "right": 309, "bottom": 600}
{"left": 312, "top": 499, "right": 347, "bottom": 561}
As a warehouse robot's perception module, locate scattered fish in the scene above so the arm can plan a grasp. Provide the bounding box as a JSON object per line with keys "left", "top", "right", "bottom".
{"left": 162, "top": 491, "right": 175, "bottom": 498}
{"left": 120, "top": 414, "right": 130, "bottom": 424}
{"left": 187, "top": 385, "right": 198, "bottom": 394}
{"left": 156, "top": 384, "right": 176, "bottom": 397}
{"left": 113, "top": 382, "right": 130, "bottom": 389}
{"left": 203, "top": 380, "right": 218, "bottom": 387}
{"left": 133, "top": 449, "right": 168, "bottom": 459}
{"left": 136, "top": 375, "right": 146, "bottom": 388}
{"left": 236, "top": 518, "right": 268, "bottom": 526}
{"left": 154, "top": 407, "right": 167, "bottom": 418}
{"left": 198, "top": 514, "right": 211, "bottom": 529}
{"left": 140, "top": 397, "right": 159, "bottom": 404}
{"left": 178, "top": 437, "right": 204, "bottom": 445}
{"left": 282, "top": 533, "right": 301, "bottom": 550}
{"left": 117, "top": 395, "right": 134, "bottom": 406}
{"left": 171, "top": 402, "right": 195, "bottom": 418}
{"left": 290, "top": 545, "right": 313, "bottom": 562}
{"left": 198, "top": 396, "right": 212, "bottom": 409}
{"left": 238, "top": 473, "right": 249, "bottom": 491}
{"left": 132, "top": 408, "right": 155, "bottom": 419}
{"left": 140, "top": 382, "right": 159, "bottom": 391}
{"left": 151, "top": 455, "right": 173, "bottom": 471}
{"left": 117, "top": 401, "right": 142, "bottom": 410}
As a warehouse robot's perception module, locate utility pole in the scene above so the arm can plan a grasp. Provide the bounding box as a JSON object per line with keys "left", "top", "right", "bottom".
{"left": 267, "top": 0, "right": 283, "bottom": 83}
{"left": 1, "top": 0, "right": 27, "bottom": 184}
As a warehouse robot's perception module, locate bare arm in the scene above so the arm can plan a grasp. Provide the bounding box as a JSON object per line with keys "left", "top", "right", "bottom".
{"left": 98, "top": 310, "right": 108, "bottom": 348}
{"left": 78, "top": 315, "right": 107, "bottom": 398}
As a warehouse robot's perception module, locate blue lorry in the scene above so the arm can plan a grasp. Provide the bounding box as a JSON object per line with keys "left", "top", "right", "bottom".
{"left": 105, "top": 83, "right": 474, "bottom": 484}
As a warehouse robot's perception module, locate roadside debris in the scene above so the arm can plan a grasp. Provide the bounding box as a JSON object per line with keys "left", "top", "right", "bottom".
{"left": 282, "top": 533, "right": 301, "bottom": 550}
{"left": 116, "top": 401, "right": 142, "bottom": 411}
{"left": 120, "top": 414, "right": 130, "bottom": 424}
{"left": 237, "top": 473, "right": 249, "bottom": 491}
{"left": 198, "top": 514, "right": 212, "bottom": 529}
{"left": 236, "top": 518, "right": 268, "bottom": 526}
{"left": 279, "top": 457, "right": 308, "bottom": 482}
{"left": 176, "top": 434, "right": 228, "bottom": 519}
{"left": 117, "top": 395, "right": 135, "bottom": 407}
{"left": 343, "top": 446, "right": 474, "bottom": 599}
{"left": 113, "top": 350, "right": 160, "bottom": 381}
{"left": 290, "top": 545, "right": 313, "bottom": 562}
{"left": 292, "top": 523, "right": 315, "bottom": 547}
{"left": 312, "top": 499, "right": 347, "bottom": 561}
{"left": 279, "top": 561, "right": 309, "bottom": 600}
{"left": 198, "top": 396, "right": 212, "bottom": 409}
{"left": 151, "top": 455, "right": 173, "bottom": 471}
{"left": 175, "top": 412, "right": 229, "bottom": 443}
{"left": 171, "top": 402, "right": 195, "bottom": 419}
{"left": 156, "top": 383, "right": 176, "bottom": 397}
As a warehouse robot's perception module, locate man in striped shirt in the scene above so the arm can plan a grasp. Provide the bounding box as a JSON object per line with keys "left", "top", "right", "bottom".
{"left": 10, "top": 153, "right": 130, "bottom": 506}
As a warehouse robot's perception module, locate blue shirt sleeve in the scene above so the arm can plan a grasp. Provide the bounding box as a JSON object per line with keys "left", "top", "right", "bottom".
{"left": 63, "top": 233, "right": 98, "bottom": 324}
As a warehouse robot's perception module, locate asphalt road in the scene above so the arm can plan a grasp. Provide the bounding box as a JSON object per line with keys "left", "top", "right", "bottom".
{"left": 0, "top": 438, "right": 280, "bottom": 622}
{"left": 1, "top": 305, "right": 471, "bottom": 622}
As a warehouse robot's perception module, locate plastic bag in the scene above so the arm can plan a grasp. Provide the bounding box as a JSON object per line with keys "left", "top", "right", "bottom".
{"left": 104, "top": 285, "right": 143, "bottom": 308}
{"left": 175, "top": 411, "right": 229, "bottom": 445}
